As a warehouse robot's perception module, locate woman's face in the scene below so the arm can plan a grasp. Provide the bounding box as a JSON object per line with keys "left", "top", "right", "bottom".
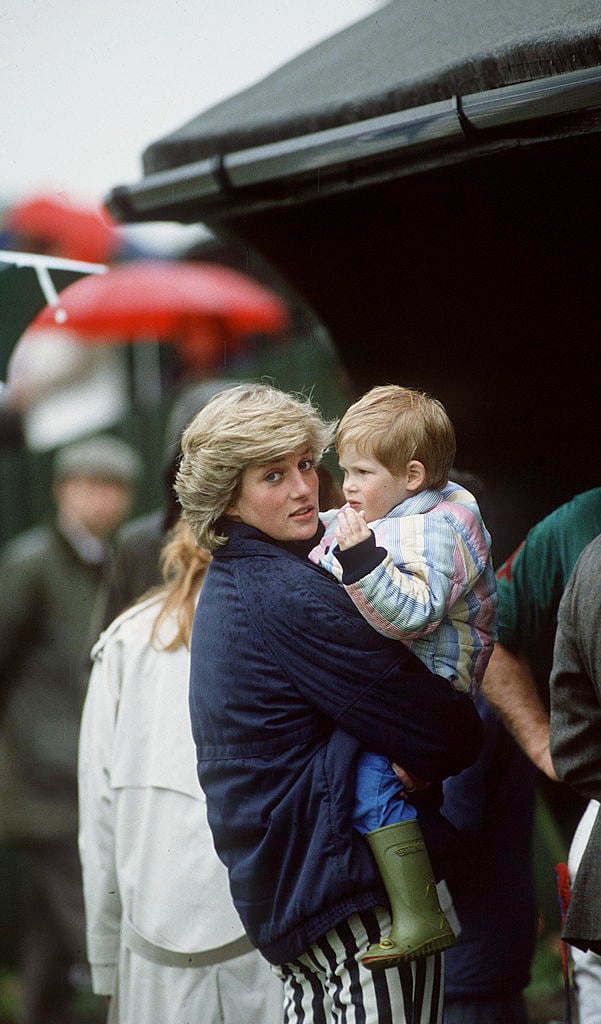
{"left": 226, "top": 445, "right": 320, "bottom": 542}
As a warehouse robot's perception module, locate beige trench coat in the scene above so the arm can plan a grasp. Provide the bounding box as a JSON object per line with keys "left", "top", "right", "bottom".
{"left": 78, "top": 596, "right": 282, "bottom": 1024}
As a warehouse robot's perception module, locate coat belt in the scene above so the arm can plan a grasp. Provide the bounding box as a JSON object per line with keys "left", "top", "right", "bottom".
{"left": 122, "top": 918, "right": 254, "bottom": 967}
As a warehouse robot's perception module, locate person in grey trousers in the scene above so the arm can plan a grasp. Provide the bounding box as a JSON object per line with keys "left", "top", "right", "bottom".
{"left": 550, "top": 533, "right": 601, "bottom": 1024}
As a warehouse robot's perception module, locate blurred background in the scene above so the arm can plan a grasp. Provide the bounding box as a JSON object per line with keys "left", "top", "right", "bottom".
{"left": 0, "top": 5, "right": 381, "bottom": 1020}
{"left": 1, "top": 0, "right": 381, "bottom": 542}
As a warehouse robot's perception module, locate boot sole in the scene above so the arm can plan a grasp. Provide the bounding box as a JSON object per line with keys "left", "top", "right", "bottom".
{"left": 360, "top": 931, "right": 456, "bottom": 971}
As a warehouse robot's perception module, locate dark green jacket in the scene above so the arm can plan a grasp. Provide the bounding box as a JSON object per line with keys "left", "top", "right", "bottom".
{"left": 0, "top": 522, "right": 107, "bottom": 839}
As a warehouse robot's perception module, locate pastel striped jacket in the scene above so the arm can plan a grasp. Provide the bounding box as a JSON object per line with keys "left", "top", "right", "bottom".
{"left": 312, "top": 483, "right": 498, "bottom": 695}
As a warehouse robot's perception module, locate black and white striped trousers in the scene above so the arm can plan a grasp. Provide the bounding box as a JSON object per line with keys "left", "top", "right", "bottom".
{"left": 274, "top": 907, "right": 443, "bottom": 1024}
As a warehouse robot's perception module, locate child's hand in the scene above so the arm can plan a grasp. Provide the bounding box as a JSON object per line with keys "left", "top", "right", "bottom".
{"left": 334, "top": 506, "right": 371, "bottom": 550}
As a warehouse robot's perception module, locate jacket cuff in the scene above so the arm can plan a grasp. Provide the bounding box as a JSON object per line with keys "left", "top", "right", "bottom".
{"left": 89, "top": 961, "right": 116, "bottom": 996}
{"left": 335, "top": 532, "right": 388, "bottom": 584}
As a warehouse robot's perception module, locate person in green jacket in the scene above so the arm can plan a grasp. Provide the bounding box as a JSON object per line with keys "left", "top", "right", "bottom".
{"left": 0, "top": 434, "right": 141, "bottom": 1024}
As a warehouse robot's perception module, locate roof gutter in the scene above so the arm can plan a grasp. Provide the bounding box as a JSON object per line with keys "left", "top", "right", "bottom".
{"left": 106, "top": 63, "right": 601, "bottom": 223}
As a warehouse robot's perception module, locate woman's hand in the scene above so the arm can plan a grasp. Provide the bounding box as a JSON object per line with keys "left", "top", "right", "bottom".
{"left": 392, "top": 763, "right": 430, "bottom": 797}
{"left": 334, "top": 506, "right": 371, "bottom": 550}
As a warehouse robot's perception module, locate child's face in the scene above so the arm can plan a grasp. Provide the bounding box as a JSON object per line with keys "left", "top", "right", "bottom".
{"left": 338, "top": 445, "right": 415, "bottom": 523}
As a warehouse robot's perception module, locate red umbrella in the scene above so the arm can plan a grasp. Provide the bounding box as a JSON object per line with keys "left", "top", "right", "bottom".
{"left": 5, "top": 193, "right": 120, "bottom": 264}
{"left": 33, "top": 260, "right": 289, "bottom": 371}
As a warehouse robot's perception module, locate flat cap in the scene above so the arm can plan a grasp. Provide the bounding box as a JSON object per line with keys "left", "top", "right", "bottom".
{"left": 53, "top": 434, "right": 143, "bottom": 485}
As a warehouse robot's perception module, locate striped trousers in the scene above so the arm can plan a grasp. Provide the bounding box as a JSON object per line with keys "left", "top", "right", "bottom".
{"left": 274, "top": 907, "right": 443, "bottom": 1024}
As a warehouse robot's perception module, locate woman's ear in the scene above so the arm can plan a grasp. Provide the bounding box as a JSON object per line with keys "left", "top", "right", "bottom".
{"left": 406, "top": 460, "right": 427, "bottom": 493}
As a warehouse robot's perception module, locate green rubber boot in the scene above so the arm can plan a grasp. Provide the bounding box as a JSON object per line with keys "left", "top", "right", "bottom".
{"left": 360, "top": 819, "right": 456, "bottom": 970}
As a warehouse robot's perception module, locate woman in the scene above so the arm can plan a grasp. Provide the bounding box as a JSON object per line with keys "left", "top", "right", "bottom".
{"left": 175, "top": 383, "right": 483, "bottom": 1023}
{"left": 78, "top": 521, "right": 283, "bottom": 1024}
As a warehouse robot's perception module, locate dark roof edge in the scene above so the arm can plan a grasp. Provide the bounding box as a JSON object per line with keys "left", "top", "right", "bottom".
{"left": 106, "top": 64, "right": 601, "bottom": 224}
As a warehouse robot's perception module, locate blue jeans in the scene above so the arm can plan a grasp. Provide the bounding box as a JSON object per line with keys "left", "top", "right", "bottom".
{"left": 353, "top": 750, "right": 417, "bottom": 835}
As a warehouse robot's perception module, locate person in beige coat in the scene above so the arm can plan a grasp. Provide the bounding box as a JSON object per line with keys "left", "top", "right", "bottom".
{"left": 78, "top": 521, "right": 283, "bottom": 1024}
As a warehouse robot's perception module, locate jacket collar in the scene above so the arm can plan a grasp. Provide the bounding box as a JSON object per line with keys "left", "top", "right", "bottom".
{"left": 372, "top": 479, "right": 466, "bottom": 525}
{"left": 214, "top": 517, "right": 324, "bottom": 561}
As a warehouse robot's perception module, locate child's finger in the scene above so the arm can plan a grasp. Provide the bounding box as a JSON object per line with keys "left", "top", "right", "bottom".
{"left": 334, "top": 524, "right": 350, "bottom": 549}
{"left": 343, "top": 507, "right": 370, "bottom": 539}
{"left": 335, "top": 511, "right": 362, "bottom": 549}
{"left": 342, "top": 507, "right": 362, "bottom": 531}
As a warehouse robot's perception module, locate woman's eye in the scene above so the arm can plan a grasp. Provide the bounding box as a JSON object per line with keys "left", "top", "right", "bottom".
{"left": 264, "top": 471, "right": 280, "bottom": 483}
{"left": 299, "top": 459, "right": 315, "bottom": 472}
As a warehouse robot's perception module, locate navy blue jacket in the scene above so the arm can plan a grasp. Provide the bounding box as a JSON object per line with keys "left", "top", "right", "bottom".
{"left": 189, "top": 521, "right": 482, "bottom": 964}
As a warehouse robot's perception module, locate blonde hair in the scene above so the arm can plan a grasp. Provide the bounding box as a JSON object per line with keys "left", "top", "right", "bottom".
{"left": 175, "top": 383, "right": 336, "bottom": 550}
{"left": 336, "top": 384, "right": 456, "bottom": 489}
{"left": 150, "top": 519, "right": 212, "bottom": 651}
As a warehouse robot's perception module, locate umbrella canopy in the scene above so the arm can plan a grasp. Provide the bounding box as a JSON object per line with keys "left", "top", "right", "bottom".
{"left": 4, "top": 193, "right": 120, "bottom": 264}
{"left": 33, "top": 260, "right": 289, "bottom": 371}
{"left": 0, "top": 251, "right": 107, "bottom": 377}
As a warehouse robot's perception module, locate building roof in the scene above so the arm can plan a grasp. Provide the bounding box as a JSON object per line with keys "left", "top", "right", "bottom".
{"left": 108, "top": 0, "right": 601, "bottom": 224}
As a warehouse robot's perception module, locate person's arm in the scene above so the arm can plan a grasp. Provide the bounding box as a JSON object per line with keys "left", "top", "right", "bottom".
{"left": 78, "top": 640, "right": 122, "bottom": 997}
{"left": 333, "top": 507, "right": 483, "bottom": 641}
{"left": 481, "top": 511, "right": 574, "bottom": 780}
{"left": 481, "top": 644, "right": 558, "bottom": 780}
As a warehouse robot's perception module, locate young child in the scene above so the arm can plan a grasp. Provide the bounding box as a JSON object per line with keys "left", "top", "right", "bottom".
{"left": 311, "top": 384, "right": 498, "bottom": 970}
